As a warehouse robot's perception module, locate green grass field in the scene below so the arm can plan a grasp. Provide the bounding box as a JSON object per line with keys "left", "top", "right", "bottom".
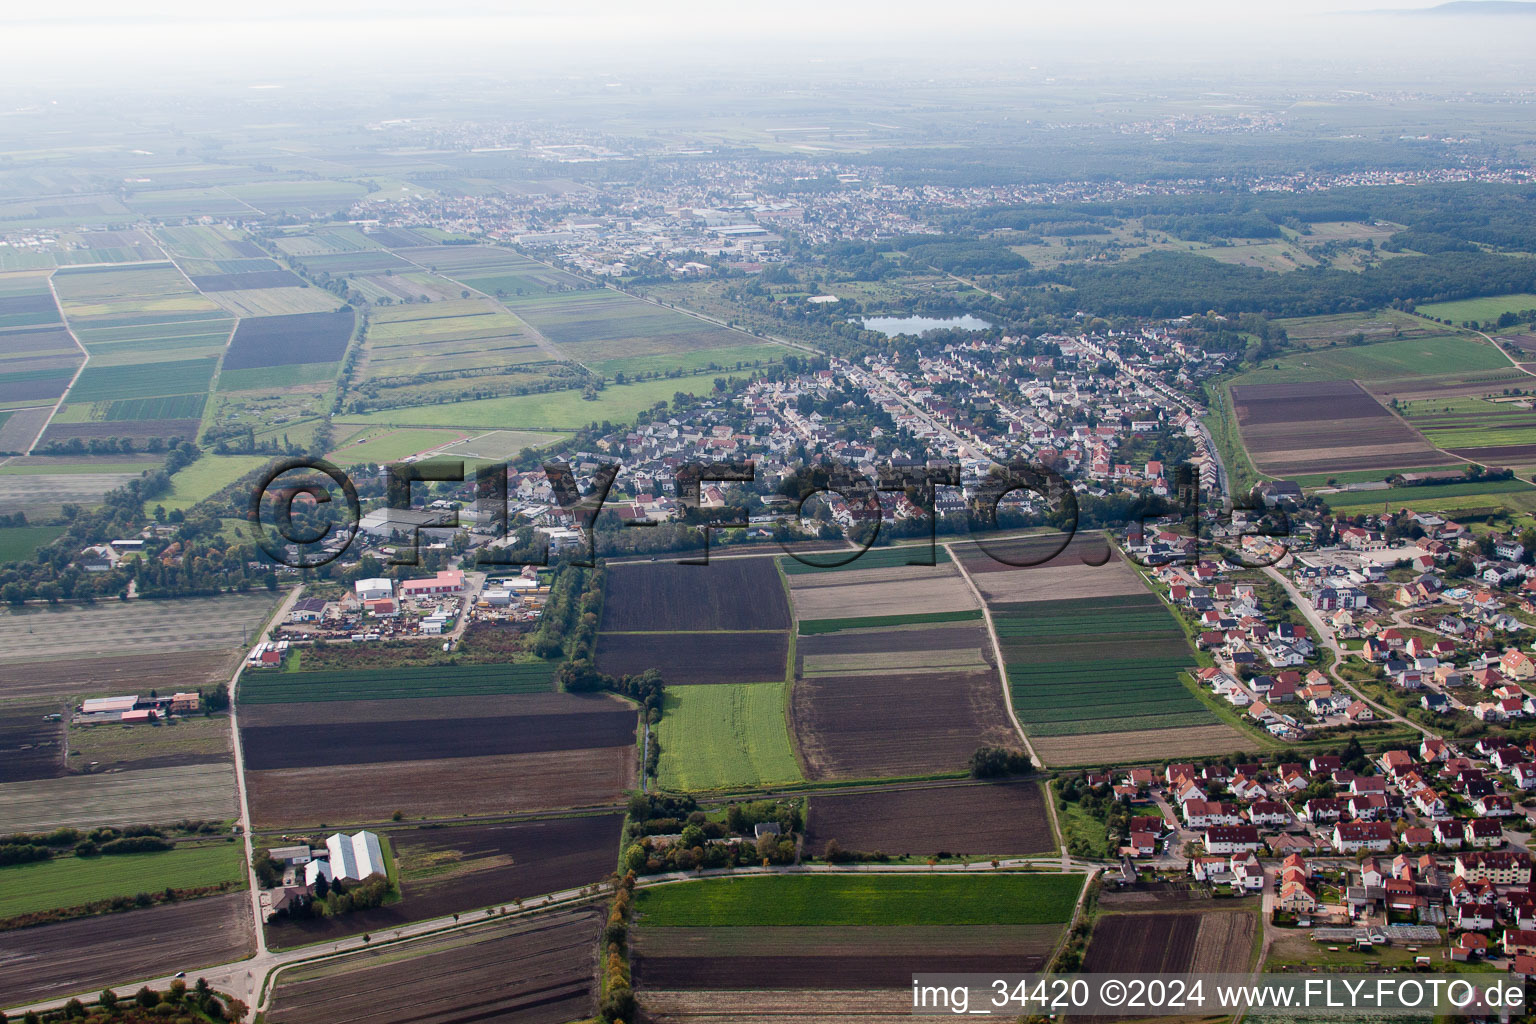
{"left": 327, "top": 426, "right": 468, "bottom": 466}
{"left": 996, "top": 593, "right": 1216, "bottom": 736}
{"left": 798, "top": 609, "right": 983, "bottom": 635}
{"left": 239, "top": 661, "right": 558, "bottom": 703}
{"left": 152, "top": 455, "right": 271, "bottom": 513}
{"left": 1322, "top": 478, "right": 1536, "bottom": 513}
{"left": 0, "top": 842, "right": 246, "bottom": 920}
{"left": 343, "top": 377, "right": 707, "bottom": 430}
{"left": 654, "top": 681, "right": 803, "bottom": 791}
{"left": 1292, "top": 466, "right": 1466, "bottom": 488}
{"left": 0, "top": 523, "right": 65, "bottom": 562}
{"left": 1419, "top": 294, "right": 1536, "bottom": 324}
{"left": 1230, "top": 334, "right": 1512, "bottom": 386}
{"left": 217, "top": 361, "right": 340, "bottom": 393}
{"left": 634, "top": 872, "right": 1083, "bottom": 927}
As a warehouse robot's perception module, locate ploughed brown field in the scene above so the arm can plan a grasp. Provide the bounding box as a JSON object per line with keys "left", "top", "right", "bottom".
{"left": 790, "top": 669, "right": 1020, "bottom": 779}
{"left": 1231, "top": 379, "right": 1457, "bottom": 475}
{"left": 0, "top": 650, "right": 239, "bottom": 702}
{"left": 644, "top": 990, "right": 914, "bottom": 1024}
{"left": 787, "top": 563, "right": 979, "bottom": 621}
{"left": 265, "top": 814, "right": 622, "bottom": 948}
{"left": 0, "top": 702, "right": 65, "bottom": 782}
{"left": 1029, "top": 725, "right": 1257, "bottom": 767}
{"left": 804, "top": 779, "right": 1054, "bottom": 857}
{"left": 601, "top": 558, "right": 789, "bottom": 632}
{"left": 241, "top": 703, "right": 636, "bottom": 770}
{"left": 595, "top": 630, "right": 788, "bottom": 684}
{"left": 246, "top": 748, "right": 634, "bottom": 829}
{"left": 266, "top": 906, "right": 603, "bottom": 1024}
{"left": 1083, "top": 905, "right": 1256, "bottom": 977}
{"left": 1446, "top": 443, "right": 1536, "bottom": 463}
{"left": 632, "top": 924, "right": 1059, "bottom": 989}
{"left": 953, "top": 534, "right": 1149, "bottom": 604}
{"left": 0, "top": 893, "right": 254, "bottom": 1007}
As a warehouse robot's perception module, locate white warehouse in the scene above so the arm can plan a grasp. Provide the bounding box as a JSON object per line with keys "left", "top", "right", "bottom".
{"left": 305, "top": 830, "right": 386, "bottom": 886}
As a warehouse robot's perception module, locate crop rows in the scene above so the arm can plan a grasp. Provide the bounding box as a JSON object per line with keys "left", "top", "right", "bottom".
{"left": 239, "top": 661, "right": 558, "bottom": 703}
{"left": 797, "top": 608, "right": 982, "bottom": 634}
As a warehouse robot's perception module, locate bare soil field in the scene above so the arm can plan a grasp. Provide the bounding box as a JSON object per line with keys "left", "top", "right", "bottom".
{"left": 0, "top": 593, "right": 279, "bottom": 664}
{"left": 0, "top": 650, "right": 237, "bottom": 701}
{"left": 804, "top": 780, "right": 1053, "bottom": 857}
{"left": 241, "top": 703, "right": 636, "bottom": 771}
{"left": 642, "top": 989, "right": 913, "bottom": 1024}
{"left": 788, "top": 565, "right": 978, "bottom": 621}
{"left": 952, "top": 531, "right": 1111, "bottom": 574}
{"left": 1029, "top": 724, "right": 1255, "bottom": 768}
{"left": 595, "top": 630, "right": 788, "bottom": 684}
{"left": 0, "top": 469, "right": 141, "bottom": 515}
{"left": 239, "top": 691, "right": 614, "bottom": 727}
{"left": 267, "top": 906, "right": 603, "bottom": 1024}
{"left": 797, "top": 621, "right": 986, "bottom": 660}
{"left": 0, "top": 408, "right": 53, "bottom": 456}
{"left": 789, "top": 670, "right": 1019, "bottom": 780}
{"left": 0, "top": 892, "right": 254, "bottom": 1007}
{"left": 1231, "top": 380, "right": 1455, "bottom": 476}
{"left": 0, "top": 702, "right": 65, "bottom": 782}
{"left": 0, "top": 762, "right": 237, "bottom": 832}
{"left": 266, "top": 815, "right": 620, "bottom": 947}
{"left": 246, "top": 748, "right": 634, "bottom": 828}
{"left": 602, "top": 559, "right": 789, "bottom": 632}
{"left": 633, "top": 924, "right": 1057, "bottom": 988}
{"left": 1446, "top": 443, "right": 1536, "bottom": 463}
{"left": 1085, "top": 905, "right": 1254, "bottom": 977}
{"left": 956, "top": 539, "right": 1148, "bottom": 605}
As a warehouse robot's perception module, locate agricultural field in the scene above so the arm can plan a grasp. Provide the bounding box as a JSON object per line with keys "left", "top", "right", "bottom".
{"left": 150, "top": 454, "right": 271, "bottom": 512}
{"left": 222, "top": 309, "right": 355, "bottom": 370}
{"left": 1230, "top": 379, "right": 1457, "bottom": 476}
{"left": 654, "top": 682, "right": 802, "bottom": 791}
{"left": 790, "top": 668, "right": 1018, "bottom": 780}
{"left": 1419, "top": 293, "right": 1536, "bottom": 324}
{"left": 0, "top": 762, "right": 238, "bottom": 833}
{"left": 266, "top": 906, "right": 603, "bottom": 1024}
{"left": 421, "top": 427, "right": 566, "bottom": 463}
{"left": 952, "top": 532, "right": 1148, "bottom": 604}
{"left": 797, "top": 608, "right": 982, "bottom": 634}
{"left": 0, "top": 702, "right": 65, "bottom": 781}
{"left": 0, "top": 274, "right": 78, "bottom": 410}
{"left": 239, "top": 661, "right": 558, "bottom": 703}
{"left": 265, "top": 815, "right": 621, "bottom": 947}
{"left": 325, "top": 423, "right": 469, "bottom": 465}
{"left": 339, "top": 375, "right": 708, "bottom": 430}
{"left": 0, "top": 649, "right": 238, "bottom": 702}
{"left": 803, "top": 779, "right": 1054, "bottom": 858}
{"left": 1083, "top": 903, "right": 1257, "bottom": 974}
{"left": 204, "top": 285, "right": 344, "bottom": 319}
{"left": 499, "top": 287, "right": 785, "bottom": 376}
{"left": 155, "top": 225, "right": 266, "bottom": 260}
{"left": 798, "top": 620, "right": 991, "bottom": 676}
{"left": 786, "top": 561, "right": 979, "bottom": 622}
{"left": 0, "top": 522, "right": 64, "bottom": 561}
{"left": 780, "top": 544, "right": 950, "bottom": 574}
{"left": 66, "top": 713, "right": 231, "bottom": 772}
{"left": 240, "top": 693, "right": 636, "bottom": 770}
{"left": 1268, "top": 309, "right": 1438, "bottom": 347}
{"left": 1322, "top": 478, "right": 1536, "bottom": 514}
{"left": 0, "top": 591, "right": 280, "bottom": 664}
{"left": 0, "top": 408, "right": 55, "bottom": 454}
{"left": 242, "top": 693, "right": 636, "bottom": 827}
{"left": 1230, "top": 333, "right": 1513, "bottom": 386}
{"left": 52, "top": 264, "right": 223, "bottom": 326}
{"left": 602, "top": 558, "right": 789, "bottom": 632}
{"left": 0, "top": 892, "right": 254, "bottom": 1008}
{"left": 633, "top": 873, "right": 1080, "bottom": 998}
{"left": 358, "top": 299, "right": 549, "bottom": 379}
{"left": 996, "top": 592, "right": 1214, "bottom": 737}
{"left": 1392, "top": 391, "right": 1536, "bottom": 467}
{"left": 595, "top": 631, "right": 788, "bottom": 684}
{"left": 0, "top": 841, "right": 246, "bottom": 921}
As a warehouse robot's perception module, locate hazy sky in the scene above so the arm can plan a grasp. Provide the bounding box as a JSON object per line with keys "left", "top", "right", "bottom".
{"left": 2, "top": 0, "right": 1533, "bottom": 87}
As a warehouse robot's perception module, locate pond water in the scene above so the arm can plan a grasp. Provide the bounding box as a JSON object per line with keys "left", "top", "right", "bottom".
{"left": 859, "top": 314, "right": 992, "bottom": 337}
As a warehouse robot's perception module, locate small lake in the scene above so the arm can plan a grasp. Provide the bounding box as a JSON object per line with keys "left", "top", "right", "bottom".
{"left": 859, "top": 314, "right": 992, "bottom": 337}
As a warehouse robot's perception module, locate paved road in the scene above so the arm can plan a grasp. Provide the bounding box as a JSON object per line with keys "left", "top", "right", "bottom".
{"left": 1263, "top": 565, "right": 1433, "bottom": 739}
